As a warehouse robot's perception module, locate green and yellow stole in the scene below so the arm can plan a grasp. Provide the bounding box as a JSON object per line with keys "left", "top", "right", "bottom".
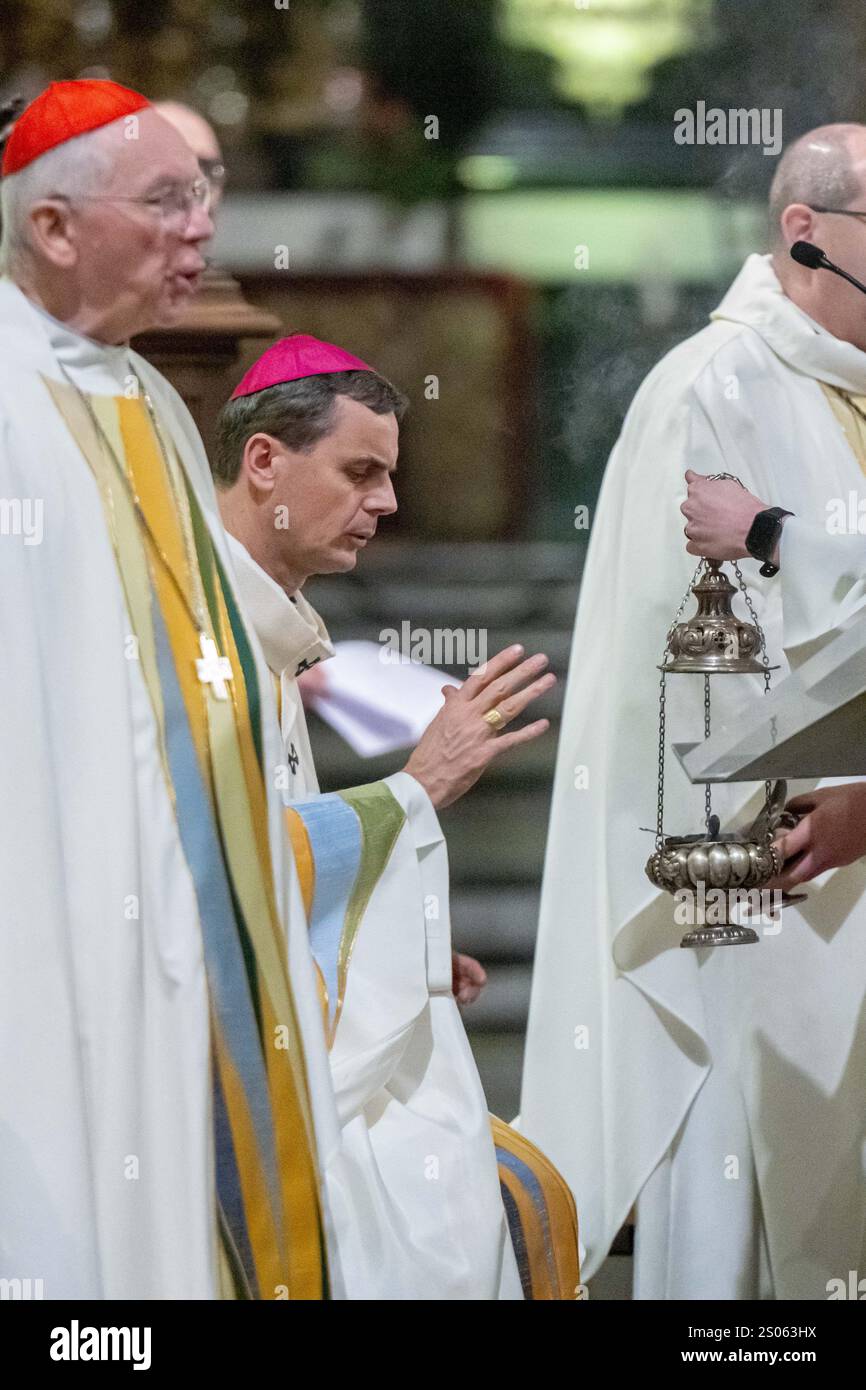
{"left": 47, "top": 380, "right": 328, "bottom": 1300}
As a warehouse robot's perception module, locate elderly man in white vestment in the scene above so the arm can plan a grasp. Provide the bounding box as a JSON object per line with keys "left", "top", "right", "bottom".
{"left": 0, "top": 79, "right": 547, "bottom": 1299}
{"left": 521, "top": 123, "right": 866, "bottom": 1300}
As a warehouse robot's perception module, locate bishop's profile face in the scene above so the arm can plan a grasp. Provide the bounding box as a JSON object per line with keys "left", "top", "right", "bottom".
{"left": 64, "top": 108, "right": 213, "bottom": 340}
{"left": 269, "top": 395, "right": 399, "bottom": 577}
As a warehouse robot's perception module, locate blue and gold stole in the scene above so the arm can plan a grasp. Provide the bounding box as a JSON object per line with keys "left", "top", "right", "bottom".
{"left": 46, "top": 380, "right": 328, "bottom": 1300}
{"left": 492, "top": 1119, "right": 581, "bottom": 1300}
{"left": 286, "top": 783, "right": 406, "bottom": 1044}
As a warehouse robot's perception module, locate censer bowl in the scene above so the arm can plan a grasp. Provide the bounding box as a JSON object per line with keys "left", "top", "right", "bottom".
{"left": 645, "top": 836, "right": 784, "bottom": 948}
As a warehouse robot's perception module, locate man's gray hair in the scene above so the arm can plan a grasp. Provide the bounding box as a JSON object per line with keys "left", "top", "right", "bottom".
{"left": 213, "top": 369, "right": 409, "bottom": 487}
{"left": 0, "top": 126, "right": 114, "bottom": 274}
{"left": 769, "top": 124, "right": 866, "bottom": 245}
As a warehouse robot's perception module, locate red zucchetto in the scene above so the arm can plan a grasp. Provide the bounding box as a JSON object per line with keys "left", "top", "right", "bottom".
{"left": 231, "top": 334, "right": 374, "bottom": 399}
{"left": 2, "top": 79, "right": 151, "bottom": 177}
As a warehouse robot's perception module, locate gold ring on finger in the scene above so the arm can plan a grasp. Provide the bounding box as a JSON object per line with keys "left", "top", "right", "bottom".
{"left": 483, "top": 707, "right": 504, "bottom": 729}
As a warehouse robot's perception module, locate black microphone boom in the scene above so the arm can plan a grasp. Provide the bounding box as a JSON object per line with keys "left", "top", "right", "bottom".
{"left": 790, "top": 240, "right": 827, "bottom": 269}
{"left": 790, "top": 240, "right": 866, "bottom": 296}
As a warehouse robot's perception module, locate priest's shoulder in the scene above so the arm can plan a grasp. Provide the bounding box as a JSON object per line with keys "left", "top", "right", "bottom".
{"left": 628, "top": 316, "right": 762, "bottom": 414}
{"left": 128, "top": 349, "right": 202, "bottom": 449}
{"left": 128, "top": 349, "right": 189, "bottom": 417}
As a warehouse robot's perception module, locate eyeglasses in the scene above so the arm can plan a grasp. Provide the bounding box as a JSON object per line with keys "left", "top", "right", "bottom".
{"left": 198, "top": 157, "right": 226, "bottom": 188}
{"left": 72, "top": 176, "right": 212, "bottom": 228}
{"left": 809, "top": 205, "right": 866, "bottom": 225}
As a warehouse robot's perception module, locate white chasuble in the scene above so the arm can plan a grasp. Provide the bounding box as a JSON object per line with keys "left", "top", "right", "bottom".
{"left": 520, "top": 254, "right": 866, "bottom": 1299}
{"left": 0, "top": 279, "right": 352, "bottom": 1298}
{"left": 225, "top": 534, "right": 524, "bottom": 1299}
{"left": 775, "top": 384, "right": 866, "bottom": 656}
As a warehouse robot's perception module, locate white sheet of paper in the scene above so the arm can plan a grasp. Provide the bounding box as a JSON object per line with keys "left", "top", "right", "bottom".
{"left": 309, "top": 640, "right": 461, "bottom": 758}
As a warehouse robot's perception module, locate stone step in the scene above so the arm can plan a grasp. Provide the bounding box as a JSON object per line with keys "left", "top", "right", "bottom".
{"left": 310, "top": 579, "right": 579, "bottom": 626}
{"left": 305, "top": 544, "right": 581, "bottom": 660}
{"left": 439, "top": 789, "right": 551, "bottom": 883}
{"left": 587, "top": 1254, "right": 633, "bottom": 1301}
{"left": 458, "top": 961, "right": 533, "bottom": 1033}
{"left": 465, "top": 1030, "right": 525, "bottom": 1123}
{"left": 451, "top": 884, "right": 540, "bottom": 961}
{"left": 316, "top": 539, "right": 584, "bottom": 583}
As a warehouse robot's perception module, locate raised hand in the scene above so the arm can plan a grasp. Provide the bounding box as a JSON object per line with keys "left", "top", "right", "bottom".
{"left": 403, "top": 643, "right": 555, "bottom": 810}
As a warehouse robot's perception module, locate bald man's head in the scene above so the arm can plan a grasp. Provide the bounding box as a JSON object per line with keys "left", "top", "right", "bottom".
{"left": 154, "top": 102, "right": 222, "bottom": 164}
{"left": 770, "top": 123, "right": 866, "bottom": 351}
{"left": 769, "top": 124, "right": 866, "bottom": 246}
{"left": 154, "top": 101, "right": 225, "bottom": 210}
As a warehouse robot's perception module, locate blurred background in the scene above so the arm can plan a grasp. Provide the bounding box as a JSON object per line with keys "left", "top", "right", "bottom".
{"left": 5, "top": 0, "right": 866, "bottom": 1139}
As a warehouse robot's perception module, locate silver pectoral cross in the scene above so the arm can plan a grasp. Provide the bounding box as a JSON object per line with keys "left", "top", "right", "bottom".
{"left": 196, "top": 633, "right": 233, "bottom": 700}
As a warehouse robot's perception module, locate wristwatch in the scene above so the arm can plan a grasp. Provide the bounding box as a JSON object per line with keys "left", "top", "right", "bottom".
{"left": 745, "top": 506, "right": 793, "bottom": 577}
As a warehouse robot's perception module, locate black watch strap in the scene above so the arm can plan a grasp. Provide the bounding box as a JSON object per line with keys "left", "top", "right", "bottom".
{"left": 746, "top": 506, "right": 793, "bottom": 577}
